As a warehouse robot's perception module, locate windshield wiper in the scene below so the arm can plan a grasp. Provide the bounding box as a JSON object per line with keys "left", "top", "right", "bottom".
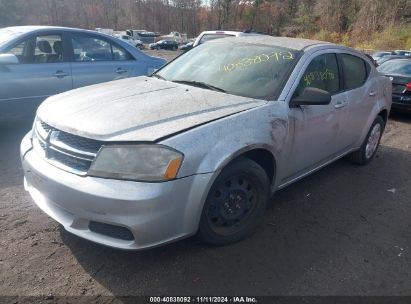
{"left": 151, "top": 74, "right": 166, "bottom": 80}
{"left": 172, "top": 80, "right": 226, "bottom": 93}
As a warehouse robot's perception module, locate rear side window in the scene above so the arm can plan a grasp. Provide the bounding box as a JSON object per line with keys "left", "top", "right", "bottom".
{"left": 112, "top": 44, "right": 132, "bottom": 61}
{"left": 341, "top": 54, "right": 368, "bottom": 90}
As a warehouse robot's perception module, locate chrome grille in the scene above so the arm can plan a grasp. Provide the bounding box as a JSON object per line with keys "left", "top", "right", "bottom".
{"left": 40, "top": 121, "right": 52, "bottom": 132}
{"left": 33, "top": 120, "right": 103, "bottom": 175}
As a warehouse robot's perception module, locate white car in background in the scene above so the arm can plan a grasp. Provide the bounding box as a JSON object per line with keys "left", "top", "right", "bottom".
{"left": 193, "top": 30, "right": 265, "bottom": 47}
{"left": 115, "top": 35, "right": 144, "bottom": 49}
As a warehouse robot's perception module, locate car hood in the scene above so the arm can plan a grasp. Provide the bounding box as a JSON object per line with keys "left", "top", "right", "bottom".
{"left": 37, "top": 77, "right": 267, "bottom": 142}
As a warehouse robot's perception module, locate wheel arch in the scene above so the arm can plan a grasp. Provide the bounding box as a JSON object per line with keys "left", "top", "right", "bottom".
{"left": 215, "top": 145, "right": 277, "bottom": 185}
{"left": 378, "top": 109, "right": 388, "bottom": 126}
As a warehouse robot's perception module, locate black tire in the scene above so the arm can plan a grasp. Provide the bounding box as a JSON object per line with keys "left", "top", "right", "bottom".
{"left": 349, "top": 116, "right": 385, "bottom": 165}
{"left": 173, "top": 45, "right": 178, "bottom": 51}
{"left": 198, "top": 158, "right": 270, "bottom": 246}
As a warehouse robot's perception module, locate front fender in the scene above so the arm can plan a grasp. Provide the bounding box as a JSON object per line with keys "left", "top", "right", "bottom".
{"left": 162, "top": 103, "right": 289, "bottom": 180}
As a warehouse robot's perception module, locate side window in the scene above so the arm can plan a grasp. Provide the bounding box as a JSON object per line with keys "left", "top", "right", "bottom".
{"left": 5, "top": 40, "right": 30, "bottom": 63}
{"left": 296, "top": 53, "right": 340, "bottom": 96}
{"left": 5, "top": 34, "right": 63, "bottom": 64}
{"left": 112, "top": 44, "right": 133, "bottom": 61}
{"left": 341, "top": 54, "right": 368, "bottom": 90}
{"left": 34, "top": 35, "right": 63, "bottom": 63}
{"left": 72, "top": 34, "right": 112, "bottom": 62}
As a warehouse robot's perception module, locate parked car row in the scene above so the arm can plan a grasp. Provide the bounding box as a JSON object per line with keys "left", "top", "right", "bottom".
{"left": 372, "top": 50, "right": 411, "bottom": 65}
{"left": 114, "top": 34, "right": 144, "bottom": 49}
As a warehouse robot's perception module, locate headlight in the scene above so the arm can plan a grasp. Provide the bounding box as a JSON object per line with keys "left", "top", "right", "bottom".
{"left": 88, "top": 145, "right": 183, "bottom": 182}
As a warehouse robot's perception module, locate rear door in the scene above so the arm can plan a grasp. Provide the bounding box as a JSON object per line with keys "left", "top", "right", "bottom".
{"left": 68, "top": 32, "right": 137, "bottom": 89}
{"left": 0, "top": 31, "right": 72, "bottom": 117}
{"left": 336, "top": 53, "right": 374, "bottom": 150}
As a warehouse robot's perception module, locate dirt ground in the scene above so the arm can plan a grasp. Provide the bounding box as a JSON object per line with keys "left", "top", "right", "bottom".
{"left": 144, "top": 48, "right": 183, "bottom": 61}
{"left": 0, "top": 49, "right": 410, "bottom": 298}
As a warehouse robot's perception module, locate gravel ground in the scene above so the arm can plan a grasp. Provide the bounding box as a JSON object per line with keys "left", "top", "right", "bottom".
{"left": 143, "top": 48, "right": 183, "bottom": 61}
{"left": 0, "top": 50, "right": 410, "bottom": 297}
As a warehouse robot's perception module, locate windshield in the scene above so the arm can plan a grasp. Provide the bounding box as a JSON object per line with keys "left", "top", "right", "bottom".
{"left": 0, "top": 28, "right": 23, "bottom": 46}
{"left": 377, "top": 60, "right": 411, "bottom": 77}
{"left": 156, "top": 41, "right": 301, "bottom": 100}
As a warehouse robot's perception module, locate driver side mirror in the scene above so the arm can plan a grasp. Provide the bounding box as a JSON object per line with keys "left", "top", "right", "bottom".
{"left": 0, "top": 54, "right": 19, "bottom": 65}
{"left": 289, "top": 87, "right": 331, "bottom": 108}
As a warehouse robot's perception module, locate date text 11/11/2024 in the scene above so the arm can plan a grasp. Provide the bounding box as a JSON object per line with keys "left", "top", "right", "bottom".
{"left": 150, "top": 296, "right": 258, "bottom": 303}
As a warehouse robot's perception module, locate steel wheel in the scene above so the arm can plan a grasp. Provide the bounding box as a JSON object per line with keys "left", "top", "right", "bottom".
{"left": 365, "top": 123, "right": 381, "bottom": 159}
{"left": 349, "top": 115, "right": 384, "bottom": 165}
{"left": 206, "top": 175, "right": 257, "bottom": 236}
{"left": 199, "top": 158, "right": 270, "bottom": 245}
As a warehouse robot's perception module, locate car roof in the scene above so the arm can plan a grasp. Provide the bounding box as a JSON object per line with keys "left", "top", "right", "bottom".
{"left": 4, "top": 25, "right": 83, "bottom": 31}
{"left": 209, "top": 35, "right": 332, "bottom": 51}
{"left": 2, "top": 25, "right": 109, "bottom": 36}
{"left": 200, "top": 30, "right": 249, "bottom": 35}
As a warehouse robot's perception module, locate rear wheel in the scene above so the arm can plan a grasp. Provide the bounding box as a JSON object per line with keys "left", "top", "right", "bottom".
{"left": 349, "top": 116, "right": 384, "bottom": 165}
{"left": 199, "top": 158, "right": 270, "bottom": 245}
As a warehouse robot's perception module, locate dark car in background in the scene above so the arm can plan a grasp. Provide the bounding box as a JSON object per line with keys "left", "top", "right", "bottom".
{"left": 0, "top": 26, "right": 166, "bottom": 120}
{"left": 377, "top": 55, "right": 409, "bottom": 66}
{"left": 371, "top": 51, "right": 395, "bottom": 61}
{"left": 149, "top": 40, "right": 178, "bottom": 50}
{"left": 394, "top": 50, "right": 411, "bottom": 57}
{"left": 378, "top": 58, "right": 411, "bottom": 112}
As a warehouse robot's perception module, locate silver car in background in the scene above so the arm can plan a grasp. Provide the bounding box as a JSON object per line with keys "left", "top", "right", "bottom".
{"left": 114, "top": 34, "right": 144, "bottom": 49}
{"left": 0, "top": 26, "right": 166, "bottom": 120}
{"left": 21, "top": 37, "right": 392, "bottom": 250}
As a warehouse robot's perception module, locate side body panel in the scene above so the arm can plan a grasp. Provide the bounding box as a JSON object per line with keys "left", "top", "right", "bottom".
{"left": 0, "top": 30, "right": 72, "bottom": 119}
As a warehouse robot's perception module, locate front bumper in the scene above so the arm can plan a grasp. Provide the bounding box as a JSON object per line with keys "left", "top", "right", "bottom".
{"left": 21, "top": 132, "right": 214, "bottom": 250}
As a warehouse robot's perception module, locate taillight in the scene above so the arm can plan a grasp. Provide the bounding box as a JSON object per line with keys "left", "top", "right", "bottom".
{"left": 406, "top": 82, "right": 411, "bottom": 90}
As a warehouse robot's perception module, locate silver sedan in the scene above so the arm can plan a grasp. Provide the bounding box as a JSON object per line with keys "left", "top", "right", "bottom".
{"left": 0, "top": 26, "right": 166, "bottom": 120}
{"left": 21, "top": 36, "right": 392, "bottom": 250}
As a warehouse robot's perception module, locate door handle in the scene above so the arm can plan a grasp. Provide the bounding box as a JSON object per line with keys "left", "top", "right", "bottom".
{"left": 334, "top": 101, "right": 347, "bottom": 109}
{"left": 53, "top": 70, "right": 69, "bottom": 78}
{"left": 369, "top": 91, "right": 376, "bottom": 97}
{"left": 116, "top": 68, "right": 128, "bottom": 74}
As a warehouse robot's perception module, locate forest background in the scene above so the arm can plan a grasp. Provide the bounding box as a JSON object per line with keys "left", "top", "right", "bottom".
{"left": 0, "top": 0, "right": 410, "bottom": 49}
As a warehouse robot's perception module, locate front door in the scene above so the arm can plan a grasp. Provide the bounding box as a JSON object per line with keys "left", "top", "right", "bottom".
{"left": 69, "top": 33, "right": 136, "bottom": 89}
{"left": 284, "top": 52, "right": 346, "bottom": 180}
{"left": 0, "top": 33, "right": 72, "bottom": 119}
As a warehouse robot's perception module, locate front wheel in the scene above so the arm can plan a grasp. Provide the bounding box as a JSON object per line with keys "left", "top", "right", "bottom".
{"left": 349, "top": 116, "right": 385, "bottom": 165}
{"left": 198, "top": 158, "right": 270, "bottom": 246}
